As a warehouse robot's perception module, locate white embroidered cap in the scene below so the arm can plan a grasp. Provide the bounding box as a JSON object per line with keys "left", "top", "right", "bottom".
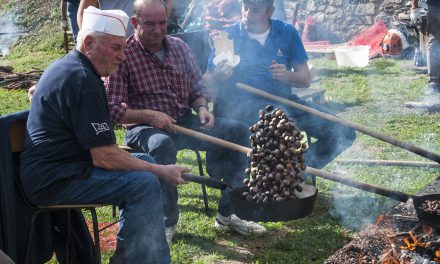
{"left": 82, "top": 6, "right": 129, "bottom": 37}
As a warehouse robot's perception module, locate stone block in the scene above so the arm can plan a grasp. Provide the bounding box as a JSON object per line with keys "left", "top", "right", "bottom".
{"left": 384, "top": 0, "right": 404, "bottom": 4}
{"left": 355, "top": 3, "right": 376, "bottom": 15}
{"left": 329, "top": 0, "right": 343, "bottom": 5}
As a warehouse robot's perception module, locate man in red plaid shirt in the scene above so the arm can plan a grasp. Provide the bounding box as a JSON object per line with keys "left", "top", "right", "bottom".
{"left": 105, "top": 0, "right": 267, "bottom": 244}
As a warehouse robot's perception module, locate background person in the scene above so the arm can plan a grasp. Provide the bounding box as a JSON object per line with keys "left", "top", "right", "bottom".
{"left": 61, "top": 0, "right": 80, "bottom": 43}
{"left": 20, "top": 7, "right": 189, "bottom": 263}
{"left": 411, "top": 0, "right": 440, "bottom": 100}
{"left": 204, "top": 0, "right": 356, "bottom": 171}
{"left": 77, "top": 0, "right": 174, "bottom": 37}
{"left": 105, "top": 0, "right": 267, "bottom": 244}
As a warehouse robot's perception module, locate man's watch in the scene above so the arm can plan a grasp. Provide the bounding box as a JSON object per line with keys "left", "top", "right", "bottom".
{"left": 196, "top": 104, "right": 209, "bottom": 112}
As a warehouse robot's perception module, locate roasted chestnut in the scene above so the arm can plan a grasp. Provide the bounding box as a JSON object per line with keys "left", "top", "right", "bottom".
{"left": 243, "top": 106, "right": 307, "bottom": 202}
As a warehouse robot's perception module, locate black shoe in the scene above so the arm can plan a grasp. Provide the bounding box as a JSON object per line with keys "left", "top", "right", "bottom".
{"left": 425, "top": 83, "right": 440, "bottom": 95}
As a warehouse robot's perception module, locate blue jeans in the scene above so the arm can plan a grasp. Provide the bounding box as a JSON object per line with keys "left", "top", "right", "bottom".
{"left": 125, "top": 112, "right": 250, "bottom": 227}
{"left": 32, "top": 154, "right": 170, "bottom": 264}
{"left": 67, "top": 1, "right": 79, "bottom": 43}
{"left": 427, "top": 5, "right": 440, "bottom": 85}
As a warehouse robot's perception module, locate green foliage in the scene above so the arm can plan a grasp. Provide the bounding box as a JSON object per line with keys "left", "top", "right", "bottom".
{"left": 1, "top": 0, "right": 64, "bottom": 71}
{"left": 1, "top": 2, "right": 439, "bottom": 261}
{"left": 0, "top": 89, "right": 29, "bottom": 115}
{"left": 2, "top": 54, "right": 440, "bottom": 263}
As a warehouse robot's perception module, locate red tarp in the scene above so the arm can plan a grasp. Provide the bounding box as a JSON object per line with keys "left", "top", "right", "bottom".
{"left": 348, "top": 19, "right": 389, "bottom": 58}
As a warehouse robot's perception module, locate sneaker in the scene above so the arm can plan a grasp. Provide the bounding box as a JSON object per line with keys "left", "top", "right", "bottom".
{"left": 425, "top": 83, "right": 440, "bottom": 96}
{"left": 215, "top": 213, "right": 267, "bottom": 236}
{"left": 165, "top": 225, "right": 177, "bottom": 245}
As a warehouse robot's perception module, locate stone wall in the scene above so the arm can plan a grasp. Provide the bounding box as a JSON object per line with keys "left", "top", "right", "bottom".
{"left": 283, "top": 0, "right": 411, "bottom": 43}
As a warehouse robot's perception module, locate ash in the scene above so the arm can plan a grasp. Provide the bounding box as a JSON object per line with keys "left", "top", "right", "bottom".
{"left": 325, "top": 177, "right": 440, "bottom": 263}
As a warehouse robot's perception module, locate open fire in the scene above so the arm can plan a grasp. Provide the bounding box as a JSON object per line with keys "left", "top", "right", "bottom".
{"left": 376, "top": 214, "right": 440, "bottom": 263}
{"left": 325, "top": 195, "right": 440, "bottom": 264}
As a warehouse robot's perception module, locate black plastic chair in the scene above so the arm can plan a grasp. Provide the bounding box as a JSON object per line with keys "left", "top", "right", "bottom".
{"left": 9, "top": 119, "right": 103, "bottom": 264}
{"left": 192, "top": 149, "right": 210, "bottom": 216}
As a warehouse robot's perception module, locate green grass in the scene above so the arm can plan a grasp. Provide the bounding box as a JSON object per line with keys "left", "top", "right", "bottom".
{"left": 2, "top": 55, "right": 439, "bottom": 263}
{"left": 1, "top": 1, "right": 440, "bottom": 261}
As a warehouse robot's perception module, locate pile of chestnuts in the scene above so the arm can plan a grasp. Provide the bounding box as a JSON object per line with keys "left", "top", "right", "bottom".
{"left": 242, "top": 105, "right": 307, "bottom": 203}
{"left": 419, "top": 199, "right": 440, "bottom": 215}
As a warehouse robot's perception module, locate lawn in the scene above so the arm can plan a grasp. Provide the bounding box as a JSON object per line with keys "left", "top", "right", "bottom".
{"left": 1, "top": 0, "right": 439, "bottom": 262}
{"left": 2, "top": 50, "right": 439, "bottom": 263}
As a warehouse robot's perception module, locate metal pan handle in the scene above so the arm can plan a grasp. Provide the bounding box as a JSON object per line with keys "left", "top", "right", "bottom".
{"left": 182, "top": 173, "right": 228, "bottom": 190}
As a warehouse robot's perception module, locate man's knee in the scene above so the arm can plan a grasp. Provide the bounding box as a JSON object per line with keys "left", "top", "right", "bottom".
{"left": 126, "top": 171, "right": 162, "bottom": 201}
{"left": 148, "top": 134, "right": 176, "bottom": 154}
{"left": 132, "top": 153, "right": 156, "bottom": 164}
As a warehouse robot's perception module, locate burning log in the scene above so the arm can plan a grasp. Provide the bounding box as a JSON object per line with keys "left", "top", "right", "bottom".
{"left": 381, "top": 216, "right": 440, "bottom": 263}
{"left": 326, "top": 212, "right": 440, "bottom": 263}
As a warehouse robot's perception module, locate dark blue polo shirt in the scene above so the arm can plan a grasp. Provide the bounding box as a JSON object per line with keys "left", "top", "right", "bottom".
{"left": 207, "top": 19, "right": 308, "bottom": 98}
{"left": 20, "top": 49, "right": 116, "bottom": 200}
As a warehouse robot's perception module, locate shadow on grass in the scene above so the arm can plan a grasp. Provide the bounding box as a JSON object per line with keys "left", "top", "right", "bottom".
{"left": 175, "top": 232, "right": 255, "bottom": 262}
{"left": 316, "top": 67, "right": 369, "bottom": 78}
{"left": 316, "top": 59, "right": 401, "bottom": 79}
{"left": 179, "top": 203, "right": 216, "bottom": 215}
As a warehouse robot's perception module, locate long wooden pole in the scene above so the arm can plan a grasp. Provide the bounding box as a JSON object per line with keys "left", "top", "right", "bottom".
{"left": 335, "top": 158, "right": 440, "bottom": 168}
{"left": 174, "top": 125, "right": 411, "bottom": 202}
{"left": 174, "top": 125, "right": 251, "bottom": 154}
{"left": 236, "top": 82, "right": 440, "bottom": 164}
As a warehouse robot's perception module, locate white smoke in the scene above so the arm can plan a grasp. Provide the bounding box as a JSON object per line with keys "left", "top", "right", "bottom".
{"left": 0, "top": 12, "right": 21, "bottom": 56}
{"left": 329, "top": 188, "right": 397, "bottom": 230}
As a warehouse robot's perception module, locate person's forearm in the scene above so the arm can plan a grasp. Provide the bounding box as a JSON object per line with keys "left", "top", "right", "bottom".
{"left": 284, "top": 71, "right": 312, "bottom": 88}
{"left": 91, "top": 144, "right": 163, "bottom": 173}
{"left": 77, "top": 0, "right": 97, "bottom": 28}
{"left": 191, "top": 97, "right": 209, "bottom": 112}
{"left": 203, "top": 70, "right": 220, "bottom": 89}
{"left": 118, "top": 108, "right": 157, "bottom": 125}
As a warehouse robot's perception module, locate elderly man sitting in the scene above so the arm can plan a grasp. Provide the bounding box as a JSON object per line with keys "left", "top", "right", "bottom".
{"left": 20, "top": 7, "right": 189, "bottom": 264}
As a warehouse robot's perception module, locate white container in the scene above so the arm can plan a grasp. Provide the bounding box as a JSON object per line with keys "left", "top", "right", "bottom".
{"left": 334, "top": 45, "right": 371, "bottom": 67}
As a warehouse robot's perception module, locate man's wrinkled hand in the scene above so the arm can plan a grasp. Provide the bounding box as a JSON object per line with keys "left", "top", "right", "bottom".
{"left": 155, "top": 165, "right": 190, "bottom": 186}
{"left": 410, "top": 8, "right": 422, "bottom": 25}
{"left": 61, "top": 19, "right": 69, "bottom": 31}
{"left": 150, "top": 111, "right": 177, "bottom": 134}
{"left": 198, "top": 107, "right": 214, "bottom": 131}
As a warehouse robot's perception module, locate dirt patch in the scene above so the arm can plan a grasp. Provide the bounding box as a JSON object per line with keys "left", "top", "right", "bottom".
{"left": 325, "top": 178, "right": 440, "bottom": 263}
{"left": 324, "top": 225, "right": 388, "bottom": 264}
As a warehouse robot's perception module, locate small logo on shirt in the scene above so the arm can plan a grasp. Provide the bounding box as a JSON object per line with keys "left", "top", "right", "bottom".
{"left": 91, "top": 123, "right": 110, "bottom": 135}
{"left": 277, "top": 48, "right": 283, "bottom": 57}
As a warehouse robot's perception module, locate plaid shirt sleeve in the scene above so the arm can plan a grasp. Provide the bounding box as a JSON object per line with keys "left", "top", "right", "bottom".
{"left": 104, "top": 61, "right": 129, "bottom": 124}
{"left": 183, "top": 42, "right": 211, "bottom": 104}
